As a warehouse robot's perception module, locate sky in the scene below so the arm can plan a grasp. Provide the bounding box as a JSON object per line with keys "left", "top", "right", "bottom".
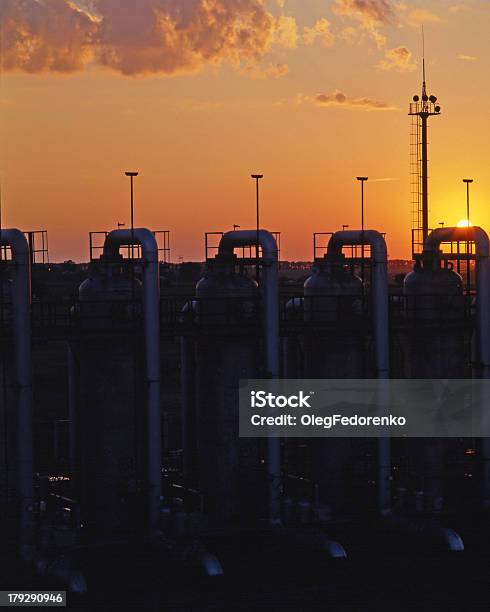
{"left": 1, "top": 0, "right": 489, "bottom": 262}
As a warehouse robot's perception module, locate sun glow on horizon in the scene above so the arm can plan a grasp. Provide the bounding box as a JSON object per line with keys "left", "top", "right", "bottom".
{"left": 2, "top": 0, "right": 489, "bottom": 262}
{"left": 457, "top": 219, "right": 473, "bottom": 228}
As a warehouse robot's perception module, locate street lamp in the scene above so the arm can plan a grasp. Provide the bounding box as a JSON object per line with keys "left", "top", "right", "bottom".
{"left": 125, "top": 171, "right": 139, "bottom": 259}
{"left": 463, "top": 178, "right": 474, "bottom": 291}
{"left": 233, "top": 224, "right": 241, "bottom": 232}
{"left": 342, "top": 224, "right": 349, "bottom": 232}
{"left": 356, "top": 177, "right": 368, "bottom": 281}
{"left": 251, "top": 174, "right": 263, "bottom": 282}
{"left": 117, "top": 222, "right": 126, "bottom": 230}
{"left": 439, "top": 222, "right": 445, "bottom": 228}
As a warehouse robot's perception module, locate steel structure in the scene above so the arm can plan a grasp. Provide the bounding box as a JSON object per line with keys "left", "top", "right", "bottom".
{"left": 409, "top": 54, "right": 441, "bottom": 258}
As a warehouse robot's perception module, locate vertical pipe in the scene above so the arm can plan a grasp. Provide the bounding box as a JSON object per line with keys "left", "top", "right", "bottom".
{"left": 67, "top": 344, "right": 78, "bottom": 482}
{"left": 180, "top": 331, "right": 197, "bottom": 482}
{"left": 104, "top": 228, "right": 161, "bottom": 536}
{"left": 263, "top": 246, "right": 281, "bottom": 526}
{"left": 0, "top": 229, "right": 32, "bottom": 559}
{"left": 141, "top": 238, "right": 161, "bottom": 535}
{"left": 218, "top": 229, "right": 281, "bottom": 525}
{"left": 478, "top": 256, "right": 490, "bottom": 506}
{"left": 425, "top": 226, "right": 490, "bottom": 506}
{"left": 328, "top": 230, "right": 391, "bottom": 515}
{"left": 373, "top": 239, "right": 391, "bottom": 516}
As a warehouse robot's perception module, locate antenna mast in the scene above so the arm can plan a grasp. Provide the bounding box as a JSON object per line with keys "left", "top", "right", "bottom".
{"left": 409, "top": 26, "right": 441, "bottom": 259}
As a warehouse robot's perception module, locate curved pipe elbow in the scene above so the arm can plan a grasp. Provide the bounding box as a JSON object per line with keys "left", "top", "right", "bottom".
{"left": 218, "top": 229, "right": 278, "bottom": 263}
{"left": 196, "top": 552, "right": 224, "bottom": 577}
{"left": 321, "top": 539, "right": 347, "bottom": 559}
{"left": 425, "top": 226, "right": 490, "bottom": 258}
{"left": 385, "top": 517, "right": 464, "bottom": 552}
{"left": 36, "top": 556, "right": 88, "bottom": 595}
{"left": 103, "top": 228, "right": 159, "bottom": 263}
{"left": 327, "top": 230, "right": 387, "bottom": 263}
{"left": 438, "top": 527, "right": 464, "bottom": 552}
{"left": 1, "top": 229, "right": 30, "bottom": 266}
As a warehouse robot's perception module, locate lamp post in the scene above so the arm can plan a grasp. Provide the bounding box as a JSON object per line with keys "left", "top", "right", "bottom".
{"left": 463, "top": 178, "right": 474, "bottom": 292}
{"left": 251, "top": 174, "right": 263, "bottom": 282}
{"left": 342, "top": 224, "right": 349, "bottom": 232}
{"left": 357, "top": 177, "right": 368, "bottom": 282}
{"left": 125, "top": 171, "right": 139, "bottom": 259}
{"left": 463, "top": 179, "right": 473, "bottom": 227}
{"left": 233, "top": 224, "right": 241, "bottom": 232}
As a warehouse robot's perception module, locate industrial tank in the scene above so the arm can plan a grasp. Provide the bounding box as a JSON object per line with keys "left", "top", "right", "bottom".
{"left": 403, "top": 259, "right": 465, "bottom": 380}
{"left": 69, "top": 261, "right": 147, "bottom": 539}
{"left": 402, "top": 258, "right": 466, "bottom": 512}
{"left": 303, "top": 256, "right": 366, "bottom": 516}
{"left": 192, "top": 257, "right": 265, "bottom": 528}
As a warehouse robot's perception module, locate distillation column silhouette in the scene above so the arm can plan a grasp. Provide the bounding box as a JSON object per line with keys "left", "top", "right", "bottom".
{"left": 404, "top": 55, "right": 468, "bottom": 513}
{"left": 189, "top": 229, "right": 280, "bottom": 527}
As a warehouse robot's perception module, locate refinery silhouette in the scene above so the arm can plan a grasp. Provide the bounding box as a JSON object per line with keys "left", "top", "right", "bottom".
{"left": 1, "top": 50, "right": 490, "bottom": 611}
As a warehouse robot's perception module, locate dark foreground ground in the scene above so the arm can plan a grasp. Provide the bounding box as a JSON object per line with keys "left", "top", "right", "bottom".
{"left": 3, "top": 513, "right": 490, "bottom": 611}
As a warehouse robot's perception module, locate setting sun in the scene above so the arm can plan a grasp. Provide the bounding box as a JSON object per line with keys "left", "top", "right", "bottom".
{"left": 457, "top": 219, "right": 473, "bottom": 228}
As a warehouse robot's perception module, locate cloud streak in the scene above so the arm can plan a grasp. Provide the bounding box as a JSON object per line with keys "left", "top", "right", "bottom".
{"left": 369, "top": 177, "right": 399, "bottom": 182}
{"left": 1, "top": 0, "right": 296, "bottom": 76}
{"left": 302, "top": 90, "right": 397, "bottom": 111}
{"left": 457, "top": 54, "right": 478, "bottom": 61}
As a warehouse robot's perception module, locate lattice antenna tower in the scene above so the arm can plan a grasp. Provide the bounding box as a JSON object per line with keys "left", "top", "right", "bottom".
{"left": 409, "top": 26, "right": 441, "bottom": 259}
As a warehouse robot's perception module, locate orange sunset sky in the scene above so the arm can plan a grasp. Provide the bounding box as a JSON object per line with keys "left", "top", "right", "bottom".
{"left": 1, "top": 0, "right": 489, "bottom": 262}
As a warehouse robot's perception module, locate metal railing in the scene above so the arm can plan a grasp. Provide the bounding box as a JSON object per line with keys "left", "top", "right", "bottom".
{"left": 205, "top": 231, "right": 281, "bottom": 262}
{"left": 89, "top": 230, "right": 170, "bottom": 263}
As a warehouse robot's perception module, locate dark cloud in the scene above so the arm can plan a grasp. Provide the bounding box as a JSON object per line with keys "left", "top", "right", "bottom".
{"left": 333, "top": 0, "right": 395, "bottom": 26}
{"left": 0, "top": 0, "right": 97, "bottom": 73}
{"left": 94, "top": 0, "right": 275, "bottom": 76}
{"left": 1, "top": 0, "right": 290, "bottom": 76}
